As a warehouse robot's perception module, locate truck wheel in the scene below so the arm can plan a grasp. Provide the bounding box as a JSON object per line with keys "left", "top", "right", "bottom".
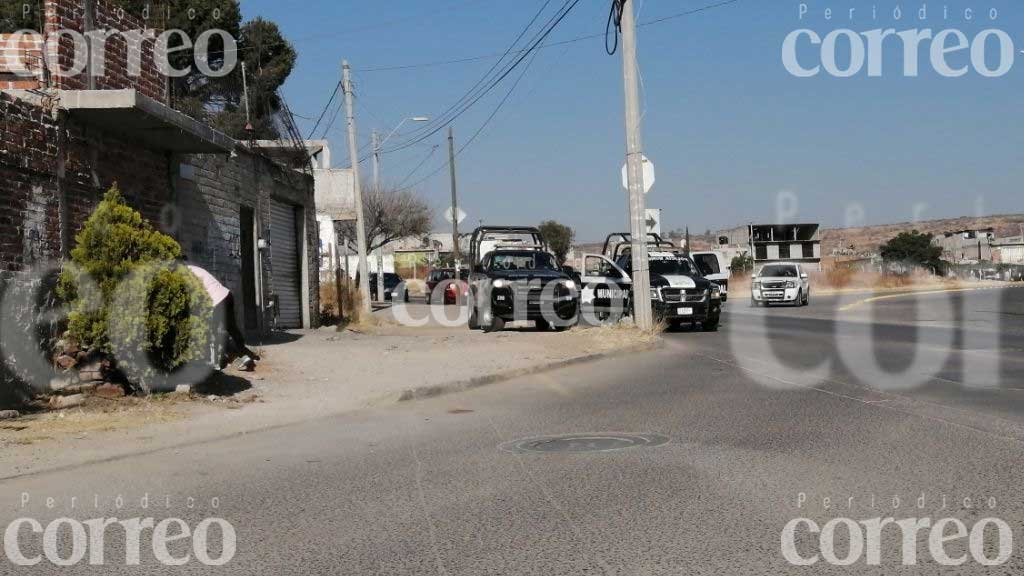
{"left": 484, "top": 315, "right": 505, "bottom": 333}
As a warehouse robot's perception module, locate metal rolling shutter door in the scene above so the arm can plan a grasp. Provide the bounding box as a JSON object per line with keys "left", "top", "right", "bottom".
{"left": 270, "top": 200, "right": 302, "bottom": 328}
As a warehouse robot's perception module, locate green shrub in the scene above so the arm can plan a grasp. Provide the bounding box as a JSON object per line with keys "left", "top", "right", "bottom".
{"left": 57, "top": 187, "right": 212, "bottom": 390}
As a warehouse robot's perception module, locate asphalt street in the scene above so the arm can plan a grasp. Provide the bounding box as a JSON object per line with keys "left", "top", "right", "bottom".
{"left": 2, "top": 287, "right": 1024, "bottom": 575}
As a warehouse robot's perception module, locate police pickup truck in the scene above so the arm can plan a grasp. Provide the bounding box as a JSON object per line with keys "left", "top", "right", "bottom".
{"left": 579, "top": 233, "right": 722, "bottom": 331}
{"left": 466, "top": 226, "right": 580, "bottom": 333}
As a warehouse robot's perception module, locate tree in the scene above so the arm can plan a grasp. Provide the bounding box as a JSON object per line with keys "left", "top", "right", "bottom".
{"left": 730, "top": 253, "right": 754, "bottom": 274}
{"left": 118, "top": 2, "right": 295, "bottom": 140}
{"left": 879, "top": 230, "right": 946, "bottom": 274}
{"left": 339, "top": 188, "right": 433, "bottom": 254}
{"left": 538, "top": 220, "right": 575, "bottom": 266}
{"left": 57, "top": 187, "right": 212, "bottom": 391}
{"left": 210, "top": 18, "right": 297, "bottom": 140}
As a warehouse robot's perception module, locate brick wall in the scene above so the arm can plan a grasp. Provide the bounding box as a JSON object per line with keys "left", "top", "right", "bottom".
{"left": 0, "top": 0, "right": 168, "bottom": 101}
{"left": 0, "top": 32, "right": 44, "bottom": 90}
{"left": 0, "top": 90, "right": 172, "bottom": 276}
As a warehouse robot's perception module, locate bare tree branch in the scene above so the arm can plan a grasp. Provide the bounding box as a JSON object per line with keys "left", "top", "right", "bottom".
{"left": 336, "top": 187, "right": 434, "bottom": 253}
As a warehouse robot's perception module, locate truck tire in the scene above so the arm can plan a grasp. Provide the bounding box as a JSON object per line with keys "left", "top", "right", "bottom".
{"left": 484, "top": 315, "right": 505, "bottom": 333}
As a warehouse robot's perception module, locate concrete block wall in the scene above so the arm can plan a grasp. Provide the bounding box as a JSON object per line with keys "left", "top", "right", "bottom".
{"left": 176, "top": 150, "right": 319, "bottom": 332}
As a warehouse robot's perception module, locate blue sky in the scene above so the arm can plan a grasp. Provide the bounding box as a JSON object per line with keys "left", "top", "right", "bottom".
{"left": 241, "top": 0, "right": 1024, "bottom": 240}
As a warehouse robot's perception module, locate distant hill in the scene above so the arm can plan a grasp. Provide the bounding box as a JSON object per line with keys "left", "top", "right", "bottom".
{"left": 822, "top": 214, "right": 1024, "bottom": 256}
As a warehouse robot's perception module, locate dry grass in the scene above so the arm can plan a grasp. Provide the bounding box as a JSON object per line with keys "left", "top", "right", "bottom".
{"left": 0, "top": 396, "right": 186, "bottom": 446}
{"left": 582, "top": 320, "right": 662, "bottom": 352}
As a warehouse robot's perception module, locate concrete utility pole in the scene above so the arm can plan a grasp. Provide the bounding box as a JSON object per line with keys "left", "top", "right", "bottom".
{"left": 371, "top": 130, "right": 385, "bottom": 302}
{"left": 619, "top": 0, "right": 653, "bottom": 330}
{"left": 448, "top": 127, "right": 461, "bottom": 266}
{"left": 342, "top": 61, "right": 372, "bottom": 316}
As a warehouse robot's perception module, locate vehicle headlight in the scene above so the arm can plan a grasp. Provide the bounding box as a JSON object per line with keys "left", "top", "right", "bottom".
{"left": 785, "top": 281, "right": 796, "bottom": 288}
{"left": 564, "top": 280, "right": 576, "bottom": 290}
{"left": 650, "top": 287, "right": 660, "bottom": 300}
{"left": 493, "top": 279, "right": 507, "bottom": 289}
{"left": 710, "top": 285, "right": 722, "bottom": 300}
{"left": 752, "top": 281, "right": 761, "bottom": 290}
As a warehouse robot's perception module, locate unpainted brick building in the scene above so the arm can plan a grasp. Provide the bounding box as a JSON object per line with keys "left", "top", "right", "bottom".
{"left": 1, "top": 0, "right": 320, "bottom": 334}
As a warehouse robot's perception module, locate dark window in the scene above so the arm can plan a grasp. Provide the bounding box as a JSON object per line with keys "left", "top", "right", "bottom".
{"left": 803, "top": 243, "right": 815, "bottom": 258}
{"left": 755, "top": 245, "right": 768, "bottom": 260}
{"left": 779, "top": 245, "right": 791, "bottom": 259}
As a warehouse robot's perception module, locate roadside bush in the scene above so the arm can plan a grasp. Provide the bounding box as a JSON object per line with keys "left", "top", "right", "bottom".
{"left": 57, "top": 187, "right": 212, "bottom": 391}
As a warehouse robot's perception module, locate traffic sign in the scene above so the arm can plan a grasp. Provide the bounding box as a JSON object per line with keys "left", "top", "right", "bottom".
{"left": 444, "top": 207, "right": 466, "bottom": 224}
{"left": 621, "top": 155, "right": 655, "bottom": 194}
{"left": 645, "top": 209, "right": 661, "bottom": 236}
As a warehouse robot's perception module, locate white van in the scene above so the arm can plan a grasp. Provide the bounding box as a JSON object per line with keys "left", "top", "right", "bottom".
{"left": 690, "top": 251, "right": 732, "bottom": 301}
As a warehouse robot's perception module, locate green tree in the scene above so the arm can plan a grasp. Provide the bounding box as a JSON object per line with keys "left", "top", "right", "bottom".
{"left": 538, "top": 220, "right": 575, "bottom": 266}
{"left": 879, "top": 230, "right": 946, "bottom": 273}
{"left": 119, "top": 2, "right": 295, "bottom": 140}
{"left": 730, "top": 253, "right": 754, "bottom": 274}
{"left": 58, "top": 188, "right": 212, "bottom": 391}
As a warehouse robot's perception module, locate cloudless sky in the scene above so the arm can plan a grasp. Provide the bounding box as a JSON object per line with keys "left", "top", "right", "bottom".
{"left": 240, "top": 0, "right": 1024, "bottom": 240}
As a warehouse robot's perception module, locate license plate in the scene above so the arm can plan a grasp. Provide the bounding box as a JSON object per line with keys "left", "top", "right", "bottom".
{"left": 677, "top": 307, "right": 693, "bottom": 316}
{"left": 764, "top": 291, "right": 783, "bottom": 298}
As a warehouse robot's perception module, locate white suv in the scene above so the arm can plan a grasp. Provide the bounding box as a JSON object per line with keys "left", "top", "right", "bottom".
{"left": 751, "top": 263, "right": 810, "bottom": 307}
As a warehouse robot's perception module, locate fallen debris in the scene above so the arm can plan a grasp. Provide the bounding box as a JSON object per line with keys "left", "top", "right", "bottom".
{"left": 0, "top": 410, "right": 20, "bottom": 420}
{"left": 48, "top": 394, "right": 86, "bottom": 410}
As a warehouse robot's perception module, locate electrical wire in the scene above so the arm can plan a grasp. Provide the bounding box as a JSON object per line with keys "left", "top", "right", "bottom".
{"left": 395, "top": 43, "right": 544, "bottom": 193}
{"left": 382, "top": 0, "right": 584, "bottom": 155}
{"left": 362, "top": 0, "right": 743, "bottom": 72}
{"left": 377, "top": 0, "right": 560, "bottom": 152}
{"left": 307, "top": 81, "right": 341, "bottom": 138}
{"left": 606, "top": 0, "right": 625, "bottom": 55}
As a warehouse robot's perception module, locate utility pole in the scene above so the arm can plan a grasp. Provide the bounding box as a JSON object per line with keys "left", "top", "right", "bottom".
{"left": 448, "top": 127, "right": 461, "bottom": 266}
{"left": 371, "top": 130, "right": 385, "bottom": 302}
{"left": 342, "top": 61, "right": 372, "bottom": 316}
{"left": 620, "top": 0, "right": 653, "bottom": 330}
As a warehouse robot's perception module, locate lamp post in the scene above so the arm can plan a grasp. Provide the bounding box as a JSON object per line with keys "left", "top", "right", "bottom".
{"left": 371, "top": 116, "right": 430, "bottom": 302}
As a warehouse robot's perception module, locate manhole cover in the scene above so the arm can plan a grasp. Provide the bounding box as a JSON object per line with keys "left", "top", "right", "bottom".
{"left": 500, "top": 433, "right": 669, "bottom": 454}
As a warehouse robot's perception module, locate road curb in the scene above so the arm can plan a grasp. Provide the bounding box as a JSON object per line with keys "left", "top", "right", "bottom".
{"left": 397, "top": 339, "right": 665, "bottom": 402}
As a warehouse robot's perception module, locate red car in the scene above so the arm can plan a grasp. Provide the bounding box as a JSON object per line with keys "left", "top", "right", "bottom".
{"left": 426, "top": 268, "right": 469, "bottom": 305}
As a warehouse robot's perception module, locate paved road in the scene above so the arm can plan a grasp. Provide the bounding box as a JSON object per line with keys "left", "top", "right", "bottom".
{"left": 2, "top": 287, "right": 1024, "bottom": 575}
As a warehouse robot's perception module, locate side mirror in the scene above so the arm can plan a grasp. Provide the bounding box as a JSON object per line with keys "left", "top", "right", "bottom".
{"left": 801, "top": 273, "right": 809, "bottom": 279}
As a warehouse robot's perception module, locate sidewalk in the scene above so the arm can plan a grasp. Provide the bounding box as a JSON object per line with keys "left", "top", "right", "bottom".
{"left": 0, "top": 305, "right": 657, "bottom": 478}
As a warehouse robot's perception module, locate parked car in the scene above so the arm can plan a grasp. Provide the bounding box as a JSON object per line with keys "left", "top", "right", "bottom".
{"left": 426, "top": 268, "right": 469, "bottom": 305}
{"left": 466, "top": 226, "right": 579, "bottom": 332}
{"left": 579, "top": 233, "right": 722, "bottom": 331}
{"left": 358, "top": 272, "right": 409, "bottom": 302}
{"left": 751, "top": 263, "right": 810, "bottom": 307}
{"left": 691, "top": 251, "right": 732, "bottom": 301}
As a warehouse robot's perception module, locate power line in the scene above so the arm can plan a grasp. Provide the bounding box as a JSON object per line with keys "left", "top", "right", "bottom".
{"left": 307, "top": 81, "right": 341, "bottom": 138}
{"left": 396, "top": 42, "right": 544, "bottom": 192}
{"left": 361, "top": 0, "right": 742, "bottom": 73}
{"left": 392, "top": 0, "right": 741, "bottom": 191}
{"left": 377, "top": 0, "right": 560, "bottom": 151}
{"left": 382, "top": 0, "right": 584, "bottom": 155}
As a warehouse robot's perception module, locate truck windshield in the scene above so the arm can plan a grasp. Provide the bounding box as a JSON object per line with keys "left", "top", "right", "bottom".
{"left": 760, "top": 265, "right": 798, "bottom": 277}
{"left": 649, "top": 258, "right": 697, "bottom": 276}
{"left": 490, "top": 252, "right": 558, "bottom": 271}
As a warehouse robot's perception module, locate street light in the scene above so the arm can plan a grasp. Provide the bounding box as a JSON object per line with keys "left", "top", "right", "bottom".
{"left": 371, "top": 116, "right": 430, "bottom": 302}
